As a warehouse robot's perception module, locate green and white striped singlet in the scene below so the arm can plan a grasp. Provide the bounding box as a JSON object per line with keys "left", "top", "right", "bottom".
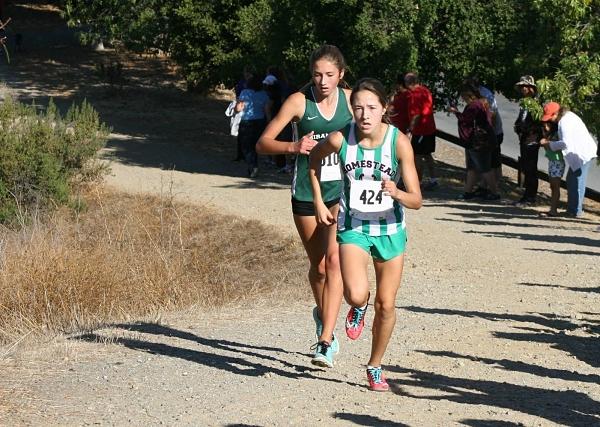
{"left": 337, "top": 123, "right": 405, "bottom": 236}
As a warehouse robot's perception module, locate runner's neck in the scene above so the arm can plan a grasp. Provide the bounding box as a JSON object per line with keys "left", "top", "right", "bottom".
{"left": 356, "top": 123, "right": 388, "bottom": 149}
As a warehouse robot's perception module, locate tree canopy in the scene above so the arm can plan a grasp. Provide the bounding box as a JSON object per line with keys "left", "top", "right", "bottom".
{"left": 62, "top": 0, "right": 599, "bottom": 134}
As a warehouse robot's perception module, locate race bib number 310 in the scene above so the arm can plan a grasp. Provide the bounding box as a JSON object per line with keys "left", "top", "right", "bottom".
{"left": 320, "top": 153, "right": 342, "bottom": 182}
{"left": 349, "top": 180, "right": 394, "bottom": 216}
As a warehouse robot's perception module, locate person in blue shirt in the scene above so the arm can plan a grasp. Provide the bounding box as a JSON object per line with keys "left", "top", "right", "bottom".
{"left": 235, "top": 75, "right": 272, "bottom": 178}
{"left": 232, "top": 67, "right": 254, "bottom": 161}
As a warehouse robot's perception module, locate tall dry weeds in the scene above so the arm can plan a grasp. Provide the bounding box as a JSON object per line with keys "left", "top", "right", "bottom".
{"left": 0, "top": 186, "right": 307, "bottom": 343}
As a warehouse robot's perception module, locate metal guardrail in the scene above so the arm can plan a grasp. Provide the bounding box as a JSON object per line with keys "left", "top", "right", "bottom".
{"left": 435, "top": 129, "right": 600, "bottom": 203}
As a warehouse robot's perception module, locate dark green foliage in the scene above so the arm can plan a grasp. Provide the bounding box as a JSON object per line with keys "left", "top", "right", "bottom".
{"left": 62, "top": 0, "right": 599, "bottom": 132}
{"left": 512, "top": 0, "right": 600, "bottom": 135}
{"left": 0, "top": 98, "right": 109, "bottom": 223}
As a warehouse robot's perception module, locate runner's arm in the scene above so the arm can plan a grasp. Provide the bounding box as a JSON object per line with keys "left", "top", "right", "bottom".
{"left": 382, "top": 132, "right": 422, "bottom": 210}
{"left": 309, "top": 132, "right": 343, "bottom": 226}
{"left": 257, "top": 92, "right": 306, "bottom": 155}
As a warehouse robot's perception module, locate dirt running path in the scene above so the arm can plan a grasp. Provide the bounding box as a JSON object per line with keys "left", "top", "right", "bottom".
{"left": 2, "top": 4, "right": 600, "bottom": 426}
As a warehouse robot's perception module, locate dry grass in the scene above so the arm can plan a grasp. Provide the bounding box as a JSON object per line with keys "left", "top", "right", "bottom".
{"left": 0, "top": 185, "right": 307, "bottom": 344}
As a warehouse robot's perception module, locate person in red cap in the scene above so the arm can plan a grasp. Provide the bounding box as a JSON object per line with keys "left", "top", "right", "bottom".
{"left": 513, "top": 75, "right": 542, "bottom": 206}
{"left": 539, "top": 102, "right": 598, "bottom": 217}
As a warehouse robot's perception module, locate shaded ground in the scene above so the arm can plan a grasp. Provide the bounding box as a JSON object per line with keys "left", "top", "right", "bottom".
{"left": 1, "top": 3, "right": 600, "bottom": 426}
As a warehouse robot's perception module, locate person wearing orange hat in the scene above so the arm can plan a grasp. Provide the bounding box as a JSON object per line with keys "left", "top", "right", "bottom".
{"left": 539, "top": 102, "right": 598, "bottom": 217}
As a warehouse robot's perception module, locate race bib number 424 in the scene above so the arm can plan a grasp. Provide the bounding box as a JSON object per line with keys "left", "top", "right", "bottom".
{"left": 349, "top": 180, "right": 394, "bottom": 215}
{"left": 320, "top": 153, "right": 342, "bottom": 182}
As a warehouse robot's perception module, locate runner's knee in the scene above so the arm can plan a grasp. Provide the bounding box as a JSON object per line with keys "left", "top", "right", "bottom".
{"left": 325, "top": 249, "right": 340, "bottom": 273}
{"left": 374, "top": 298, "right": 396, "bottom": 320}
{"left": 344, "top": 287, "right": 368, "bottom": 307}
{"left": 309, "top": 259, "right": 326, "bottom": 283}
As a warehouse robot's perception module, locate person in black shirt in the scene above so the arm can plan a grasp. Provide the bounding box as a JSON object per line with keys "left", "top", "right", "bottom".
{"left": 513, "top": 75, "right": 542, "bottom": 206}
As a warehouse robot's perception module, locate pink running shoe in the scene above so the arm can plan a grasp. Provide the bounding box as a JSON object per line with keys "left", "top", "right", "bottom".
{"left": 366, "top": 366, "right": 390, "bottom": 392}
{"left": 345, "top": 302, "right": 368, "bottom": 340}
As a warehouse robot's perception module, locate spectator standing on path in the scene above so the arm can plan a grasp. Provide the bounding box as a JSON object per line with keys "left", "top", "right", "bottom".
{"left": 262, "top": 73, "right": 282, "bottom": 169}
{"left": 232, "top": 67, "right": 254, "bottom": 162}
{"left": 449, "top": 84, "right": 500, "bottom": 200}
{"left": 539, "top": 102, "right": 598, "bottom": 218}
{"left": 235, "top": 67, "right": 253, "bottom": 98}
{"left": 514, "top": 75, "right": 542, "bottom": 206}
{"left": 309, "top": 78, "right": 422, "bottom": 391}
{"left": 539, "top": 120, "right": 564, "bottom": 217}
{"left": 235, "top": 75, "right": 272, "bottom": 178}
{"left": 469, "top": 77, "right": 504, "bottom": 184}
{"left": 264, "top": 67, "right": 295, "bottom": 172}
{"left": 405, "top": 73, "right": 438, "bottom": 191}
{"left": 389, "top": 74, "right": 411, "bottom": 136}
{"left": 257, "top": 45, "right": 353, "bottom": 368}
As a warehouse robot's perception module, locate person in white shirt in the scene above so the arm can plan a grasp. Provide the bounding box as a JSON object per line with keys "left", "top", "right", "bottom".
{"left": 539, "top": 102, "right": 598, "bottom": 217}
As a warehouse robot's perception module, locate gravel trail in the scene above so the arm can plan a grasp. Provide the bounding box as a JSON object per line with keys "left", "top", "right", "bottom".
{"left": 2, "top": 7, "right": 600, "bottom": 424}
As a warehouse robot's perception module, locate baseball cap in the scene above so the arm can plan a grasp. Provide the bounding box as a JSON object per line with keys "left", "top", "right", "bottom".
{"left": 515, "top": 75, "right": 536, "bottom": 88}
{"left": 541, "top": 101, "right": 560, "bottom": 122}
{"left": 262, "top": 74, "right": 277, "bottom": 85}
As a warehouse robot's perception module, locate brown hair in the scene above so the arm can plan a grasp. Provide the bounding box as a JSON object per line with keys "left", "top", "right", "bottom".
{"left": 459, "top": 82, "right": 482, "bottom": 102}
{"left": 350, "top": 78, "right": 390, "bottom": 123}
{"left": 558, "top": 105, "right": 570, "bottom": 120}
{"left": 308, "top": 44, "right": 350, "bottom": 89}
{"left": 309, "top": 44, "right": 346, "bottom": 72}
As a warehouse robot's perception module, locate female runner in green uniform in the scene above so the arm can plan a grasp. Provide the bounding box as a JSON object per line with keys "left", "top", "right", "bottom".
{"left": 309, "top": 78, "right": 422, "bottom": 391}
{"left": 257, "top": 45, "right": 352, "bottom": 367}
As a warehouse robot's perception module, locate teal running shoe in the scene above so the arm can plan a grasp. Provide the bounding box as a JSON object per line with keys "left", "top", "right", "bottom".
{"left": 313, "top": 306, "right": 339, "bottom": 354}
{"left": 330, "top": 333, "right": 339, "bottom": 354}
{"left": 311, "top": 341, "right": 334, "bottom": 368}
{"left": 312, "top": 306, "right": 323, "bottom": 339}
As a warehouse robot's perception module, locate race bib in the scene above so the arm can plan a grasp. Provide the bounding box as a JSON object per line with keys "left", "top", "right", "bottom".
{"left": 349, "top": 180, "right": 394, "bottom": 219}
{"left": 320, "top": 152, "right": 342, "bottom": 182}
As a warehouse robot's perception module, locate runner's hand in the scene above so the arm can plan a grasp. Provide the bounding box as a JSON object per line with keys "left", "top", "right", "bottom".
{"left": 296, "top": 131, "right": 317, "bottom": 155}
{"left": 381, "top": 179, "right": 399, "bottom": 199}
{"left": 315, "top": 202, "right": 336, "bottom": 226}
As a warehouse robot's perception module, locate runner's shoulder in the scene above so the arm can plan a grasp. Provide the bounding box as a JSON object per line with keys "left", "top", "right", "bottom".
{"left": 327, "top": 130, "right": 344, "bottom": 148}
{"left": 341, "top": 87, "right": 352, "bottom": 103}
{"left": 282, "top": 91, "right": 307, "bottom": 120}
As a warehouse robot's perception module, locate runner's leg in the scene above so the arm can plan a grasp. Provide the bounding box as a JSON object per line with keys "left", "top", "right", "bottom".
{"left": 368, "top": 254, "right": 404, "bottom": 367}
{"left": 319, "top": 204, "right": 342, "bottom": 343}
{"left": 293, "top": 214, "right": 327, "bottom": 313}
{"left": 340, "top": 243, "right": 370, "bottom": 308}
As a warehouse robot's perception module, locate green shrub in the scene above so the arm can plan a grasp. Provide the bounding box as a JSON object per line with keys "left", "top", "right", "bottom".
{"left": 0, "top": 97, "right": 109, "bottom": 224}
